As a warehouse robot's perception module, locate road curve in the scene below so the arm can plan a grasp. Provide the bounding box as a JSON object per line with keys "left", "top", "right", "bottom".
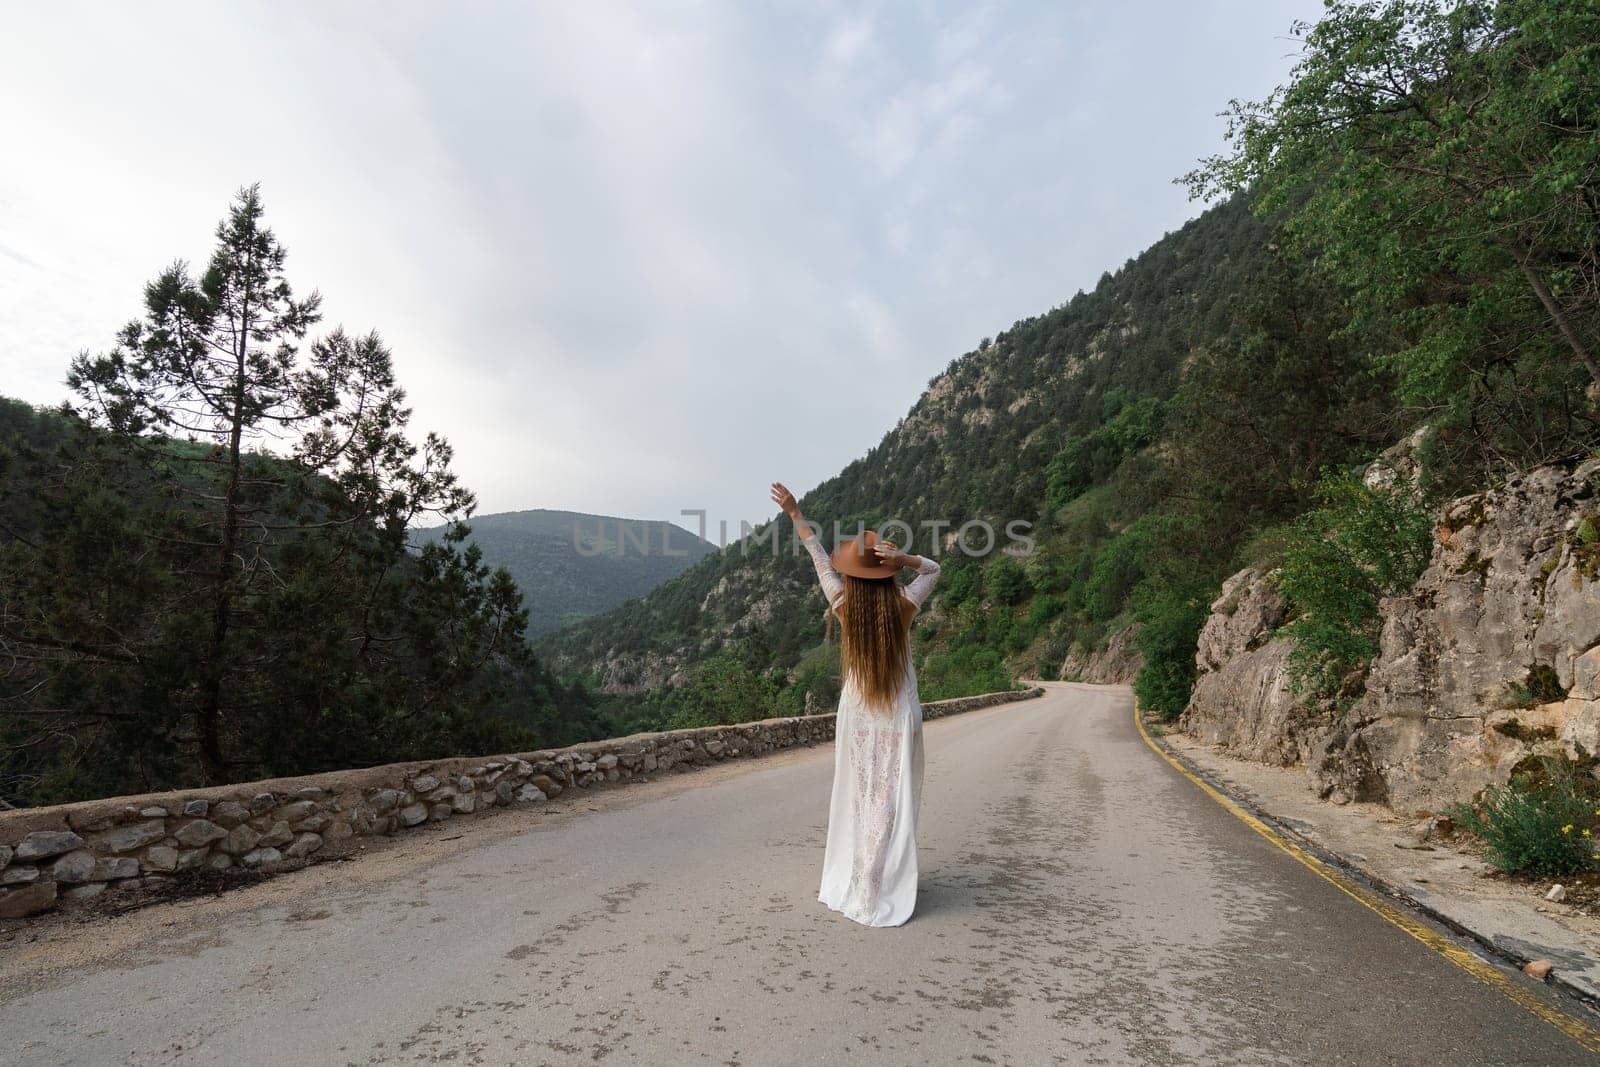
{"left": 1, "top": 682, "right": 1594, "bottom": 1064}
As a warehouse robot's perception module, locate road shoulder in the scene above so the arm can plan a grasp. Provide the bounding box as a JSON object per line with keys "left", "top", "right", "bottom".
{"left": 1150, "top": 716, "right": 1600, "bottom": 1007}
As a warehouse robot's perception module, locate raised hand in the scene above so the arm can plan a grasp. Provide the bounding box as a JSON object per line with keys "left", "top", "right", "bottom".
{"left": 770, "top": 482, "right": 801, "bottom": 521}
{"left": 872, "top": 540, "right": 907, "bottom": 568}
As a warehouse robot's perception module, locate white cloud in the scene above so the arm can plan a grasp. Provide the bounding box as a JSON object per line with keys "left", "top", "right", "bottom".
{"left": 1, "top": 0, "right": 1323, "bottom": 533}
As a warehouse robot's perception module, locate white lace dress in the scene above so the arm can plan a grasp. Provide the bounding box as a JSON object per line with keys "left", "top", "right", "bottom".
{"left": 801, "top": 533, "right": 940, "bottom": 927}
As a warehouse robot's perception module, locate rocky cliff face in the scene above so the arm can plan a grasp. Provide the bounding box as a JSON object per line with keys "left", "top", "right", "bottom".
{"left": 1179, "top": 569, "right": 1326, "bottom": 766}
{"left": 1181, "top": 458, "right": 1600, "bottom": 814}
{"left": 1060, "top": 624, "right": 1144, "bottom": 684}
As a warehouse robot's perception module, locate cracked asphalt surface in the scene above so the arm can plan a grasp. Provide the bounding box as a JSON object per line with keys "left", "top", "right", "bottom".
{"left": 1, "top": 682, "right": 1595, "bottom": 1064}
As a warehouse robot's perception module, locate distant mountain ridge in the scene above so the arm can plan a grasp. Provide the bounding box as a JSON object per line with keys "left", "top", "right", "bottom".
{"left": 411, "top": 509, "right": 717, "bottom": 635}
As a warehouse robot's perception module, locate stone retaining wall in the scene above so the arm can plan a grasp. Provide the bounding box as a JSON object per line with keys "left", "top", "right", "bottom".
{"left": 0, "top": 687, "right": 1041, "bottom": 920}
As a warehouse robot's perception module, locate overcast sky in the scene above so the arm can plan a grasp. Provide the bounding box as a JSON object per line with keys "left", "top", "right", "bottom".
{"left": 1, "top": 1, "right": 1318, "bottom": 538}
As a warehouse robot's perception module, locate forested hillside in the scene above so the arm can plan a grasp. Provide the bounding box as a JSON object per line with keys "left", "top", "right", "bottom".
{"left": 548, "top": 0, "right": 1600, "bottom": 741}
{"left": 541, "top": 195, "right": 1301, "bottom": 729}
{"left": 0, "top": 192, "right": 602, "bottom": 807}
{"left": 410, "top": 510, "right": 716, "bottom": 635}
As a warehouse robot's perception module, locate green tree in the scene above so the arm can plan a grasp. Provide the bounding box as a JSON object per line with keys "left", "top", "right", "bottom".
{"left": 1273, "top": 472, "right": 1435, "bottom": 696}
{"left": 2, "top": 187, "right": 574, "bottom": 802}
{"left": 1187, "top": 0, "right": 1600, "bottom": 473}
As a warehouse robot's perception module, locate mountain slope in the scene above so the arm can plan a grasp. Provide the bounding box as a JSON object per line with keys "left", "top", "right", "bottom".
{"left": 412, "top": 510, "right": 716, "bottom": 635}
{"left": 540, "top": 196, "right": 1277, "bottom": 714}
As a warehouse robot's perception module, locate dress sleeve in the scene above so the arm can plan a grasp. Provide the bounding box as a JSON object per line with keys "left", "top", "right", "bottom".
{"left": 800, "top": 532, "right": 845, "bottom": 609}
{"left": 901, "top": 555, "right": 941, "bottom": 612}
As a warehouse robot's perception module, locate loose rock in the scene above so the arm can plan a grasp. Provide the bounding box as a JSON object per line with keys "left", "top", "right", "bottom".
{"left": 0, "top": 880, "right": 57, "bottom": 918}
{"left": 221, "top": 824, "right": 261, "bottom": 856}
{"left": 1, "top": 865, "right": 40, "bottom": 885}
{"left": 1523, "top": 959, "right": 1554, "bottom": 979}
{"left": 211, "top": 801, "right": 251, "bottom": 827}
{"left": 143, "top": 846, "right": 180, "bottom": 873}
{"left": 15, "top": 830, "right": 85, "bottom": 862}
{"left": 50, "top": 850, "right": 97, "bottom": 883}
{"left": 241, "top": 847, "right": 282, "bottom": 868}
{"left": 91, "top": 857, "right": 139, "bottom": 881}
{"left": 98, "top": 820, "right": 167, "bottom": 853}
{"left": 174, "top": 820, "right": 228, "bottom": 847}
{"left": 284, "top": 833, "right": 323, "bottom": 860}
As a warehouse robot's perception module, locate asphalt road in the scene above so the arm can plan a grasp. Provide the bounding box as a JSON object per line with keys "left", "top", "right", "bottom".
{"left": 2, "top": 682, "right": 1595, "bottom": 1064}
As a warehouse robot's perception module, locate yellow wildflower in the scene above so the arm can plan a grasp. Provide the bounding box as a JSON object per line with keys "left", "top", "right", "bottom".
{"left": 1562, "top": 824, "right": 1574, "bottom": 834}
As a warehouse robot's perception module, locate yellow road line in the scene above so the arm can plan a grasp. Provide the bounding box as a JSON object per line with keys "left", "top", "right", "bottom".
{"left": 1132, "top": 700, "right": 1600, "bottom": 1053}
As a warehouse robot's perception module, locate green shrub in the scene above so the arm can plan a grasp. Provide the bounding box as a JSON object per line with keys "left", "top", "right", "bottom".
{"left": 985, "top": 556, "right": 1031, "bottom": 604}
{"left": 1132, "top": 584, "right": 1211, "bottom": 720}
{"left": 1447, "top": 761, "right": 1599, "bottom": 877}
{"left": 1084, "top": 530, "right": 1147, "bottom": 623}
{"left": 1273, "top": 472, "right": 1433, "bottom": 696}
{"left": 918, "top": 644, "right": 1014, "bottom": 701}
{"left": 659, "top": 651, "right": 783, "bottom": 730}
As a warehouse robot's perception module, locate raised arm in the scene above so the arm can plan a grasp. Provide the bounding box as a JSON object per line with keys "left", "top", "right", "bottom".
{"left": 872, "top": 540, "right": 940, "bottom": 611}
{"left": 771, "top": 482, "right": 843, "bottom": 608}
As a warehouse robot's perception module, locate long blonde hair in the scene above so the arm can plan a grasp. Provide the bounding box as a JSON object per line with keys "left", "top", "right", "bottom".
{"left": 829, "top": 575, "right": 910, "bottom": 712}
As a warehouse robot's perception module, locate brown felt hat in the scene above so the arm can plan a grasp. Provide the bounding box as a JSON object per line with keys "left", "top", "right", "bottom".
{"left": 830, "top": 530, "right": 899, "bottom": 581}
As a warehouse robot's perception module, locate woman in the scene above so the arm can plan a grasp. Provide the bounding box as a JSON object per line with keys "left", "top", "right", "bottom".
{"left": 769, "top": 482, "right": 940, "bottom": 927}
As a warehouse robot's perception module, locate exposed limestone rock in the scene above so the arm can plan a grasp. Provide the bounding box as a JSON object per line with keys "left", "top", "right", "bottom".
{"left": 1183, "top": 459, "right": 1600, "bottom": 813}
{"left": 1180, "top": 569, "right": 1327, "bottom": 767}
{"left": 1061, "top": 624, "right": 1144, "bottom": 684}
{"left": 1362, "top": 425, "right": 1428, "bottom": 493}
{"left": 1195, "top": 569, "right": 1286, "bottom": 673}
{"left": 1321, "top": 461, "right": 1600, "bottom": 811}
